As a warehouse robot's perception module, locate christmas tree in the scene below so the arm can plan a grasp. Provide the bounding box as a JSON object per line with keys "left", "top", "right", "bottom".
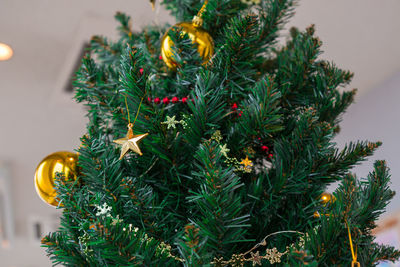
{"left": 40, "top": 0, "right": 400, "bottom": 265}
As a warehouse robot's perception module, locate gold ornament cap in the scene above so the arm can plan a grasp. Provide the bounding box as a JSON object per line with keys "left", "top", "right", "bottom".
{"left": 192, "top": 15, "right": 204, "bottom": 27}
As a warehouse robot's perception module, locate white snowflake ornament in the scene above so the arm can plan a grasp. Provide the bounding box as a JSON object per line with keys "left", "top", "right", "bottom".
{"left": 95, "top": 203, "right": 112, "bottom": 218}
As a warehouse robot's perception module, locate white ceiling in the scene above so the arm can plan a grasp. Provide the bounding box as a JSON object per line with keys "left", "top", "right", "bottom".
{"left": 0, "top": 0, "right": 399, "bottom": 98}
{"left": 288, "top": 0, "right": 400, "bottom": 96}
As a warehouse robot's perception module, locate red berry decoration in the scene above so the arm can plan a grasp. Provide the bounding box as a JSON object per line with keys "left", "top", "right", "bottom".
{"left": 238, "top": 110, "right": 243, "bottom": 117}
{"left": 261, "top": 145, "right": 269, "bottom": 151}
{"left": 231, "top": 103, "right": 238, "bottom": 110}
{"left": 268, "top": 154, "right": 273, "bottom": 159}
{"left": 159, "top": 55, "right": 163, "bottom": 60}
{"left": 162, "top": 97, "right": 170, "bottom": 104}
{"left": 149, "top": 96, "right": 193, "bottom": 105}
{"left": 139, "top": 68, "right": 144, "bottom": 75}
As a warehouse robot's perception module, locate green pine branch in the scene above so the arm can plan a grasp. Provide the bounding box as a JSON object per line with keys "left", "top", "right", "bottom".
{"left": 184, "top": 141, "right": 249, "bottom": 264}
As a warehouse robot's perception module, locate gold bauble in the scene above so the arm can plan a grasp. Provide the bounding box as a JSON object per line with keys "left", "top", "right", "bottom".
{"left": 161, "top": 21, "right": 214, "bottom": 70}
{"left": 34, "top": 151, "right": 78, "bottom": 207}
{"left": 314, "top": 193, "right": 336, "bottom": 218}
{"left": 319, "top": 192, "right": 336, "bottom": 205}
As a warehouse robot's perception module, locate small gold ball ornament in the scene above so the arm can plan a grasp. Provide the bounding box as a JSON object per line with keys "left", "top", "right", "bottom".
{"left": 314, "top": 192, "right": 336, "bottom": 218}
{"left": 34, "top": 151, "right": 78, "bottom": 207}
{"left": 161, "top": 17, "right": 214, "bottom": 70}
{"left": 319, "top": 192, "right": 336, "bottom": 205}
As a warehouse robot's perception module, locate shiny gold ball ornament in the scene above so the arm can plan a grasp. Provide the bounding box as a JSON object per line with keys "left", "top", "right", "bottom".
{"left": 314, "top": 192, "right": 336, "bottom": 218}
{"left": 161, "top": 17, "right": 214, "bottom": 70}
{"left": 34, "top": 151, "right": 78, "bottom": 207}
{"left": 319, "top": 192, "right": 336, "bottom": 205}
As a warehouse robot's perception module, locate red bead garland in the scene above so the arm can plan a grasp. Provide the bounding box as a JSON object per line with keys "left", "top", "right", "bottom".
{"left": 162, "top": 97, "right": 170, "bottom": 104}
{"left": 147, "top": 96, "right": 194, "bottom": 105}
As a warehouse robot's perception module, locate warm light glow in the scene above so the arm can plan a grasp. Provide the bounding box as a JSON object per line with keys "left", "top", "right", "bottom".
{"left": 0, "top": 43, "right": 13, "bottom": 61}
{"left": 1, "top": 239, "right": 10, "bottom": 248}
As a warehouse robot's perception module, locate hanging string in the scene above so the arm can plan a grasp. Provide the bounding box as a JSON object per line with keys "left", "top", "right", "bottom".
{"left": 124, "top": 94, "right": 131, "bottom": 125}
{"left": 132, "top": 93, "right": 146, "bottom": 129}
{"left": 346, "top": 219, "right": 360, "bottom": 267}
{"left": 124, "top": 91, "right": 147, "bottom": 130}
{"left": 196, "top": 0, "right": 209, "bottom": 18}
{"left": 149, "top": 0, "right": 156, "bottom": 11}
{"left": 193, "top": 0, "right": 209, "bottom": 26}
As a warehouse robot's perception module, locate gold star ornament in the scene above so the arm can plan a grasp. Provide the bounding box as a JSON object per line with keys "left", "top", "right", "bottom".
{"left": 240, "top": 156, "right": 253, "bottom": 168}
{"left": 113, "top": 123, "right": 148, "bottom": 159}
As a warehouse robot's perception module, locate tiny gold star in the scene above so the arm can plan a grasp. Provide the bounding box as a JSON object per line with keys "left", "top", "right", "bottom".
{"left": 211, "top": 130, "right": 223, "bottom": 143}
{"left": 162, "top": 115, "right": 179, "bottom": 129}
{"left": 250, "top": 251, "right": 262, "bottom": 266}
{"left": 240, "top": 156, "right": 253, "bottom": 168}
{"left": 111, "top": 215, "right": 123, "bottom": 226}
{"left": 114, "top": 133, "right": 148, "bottom": 159}
{"left": 219, "top": 144, "right": 230, "bottom": 158}
{"left": 265, "top": 247, "right": 284, "bottom": 264}
{"left": 113, "top": 124, "right": 148, "bottom": 159}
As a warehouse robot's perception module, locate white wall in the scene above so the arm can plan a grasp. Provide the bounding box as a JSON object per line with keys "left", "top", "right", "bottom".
{"left": 0, "top": 2, "right": 172, "bottom": 266}
{"left": 335, "top": 70, "right": 400, "bottom": 214}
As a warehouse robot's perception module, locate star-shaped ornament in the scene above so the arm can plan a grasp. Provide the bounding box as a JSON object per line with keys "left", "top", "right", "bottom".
{"left": 162, "top": 115, "right": 179, "bottom": 129}
{"left": 113, "top": 124, "right": 148, "bottom": 159}
{"left": 250, "top": 251, "right": 262, "bottom": 266}
{"left": 111, "top": 215, "right": 124, "bottom": 226}
{"left": 219, "top": 144, "right": 230, "bottom": 158}
{"left": 240, "top": 156, "right": 253, "bottom": 168}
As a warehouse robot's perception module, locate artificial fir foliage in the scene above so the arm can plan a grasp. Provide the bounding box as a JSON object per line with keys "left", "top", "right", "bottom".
{"left": 42, "top": 0, "right": 400, "bottom": 266}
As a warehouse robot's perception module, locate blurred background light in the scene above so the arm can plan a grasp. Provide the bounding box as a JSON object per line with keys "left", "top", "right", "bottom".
{"left": 0, "top": 43, "right": 13, "bottom": 61}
